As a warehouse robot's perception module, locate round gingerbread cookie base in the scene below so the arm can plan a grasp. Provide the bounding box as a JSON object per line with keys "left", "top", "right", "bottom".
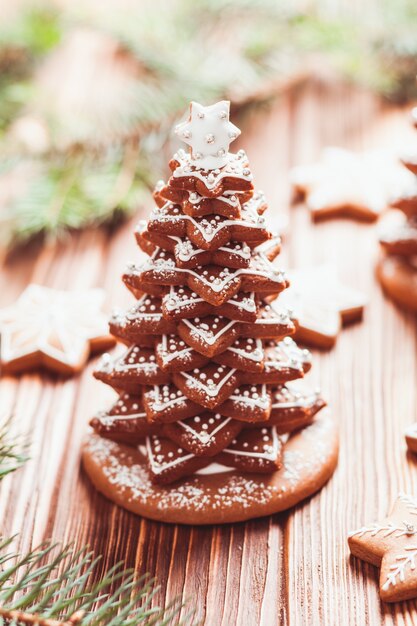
{"left": 82, "top": 412, "right": 338, "bottom": 524}
{"left": 376, "top": 255, "right": 417, "bottom": 313}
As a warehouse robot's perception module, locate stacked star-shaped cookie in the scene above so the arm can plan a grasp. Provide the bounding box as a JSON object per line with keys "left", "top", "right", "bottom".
{"left": 89, "top": 101, "right": 327, "bottom": 485}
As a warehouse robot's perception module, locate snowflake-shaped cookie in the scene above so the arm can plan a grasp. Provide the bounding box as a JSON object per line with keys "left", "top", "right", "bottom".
{"left": 0, "top": 284, "right": 114, "bottom": 375}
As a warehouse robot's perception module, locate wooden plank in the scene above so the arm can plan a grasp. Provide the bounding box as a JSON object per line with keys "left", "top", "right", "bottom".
{"left": 0, "top": 81, "right": 417, "bottom": 625}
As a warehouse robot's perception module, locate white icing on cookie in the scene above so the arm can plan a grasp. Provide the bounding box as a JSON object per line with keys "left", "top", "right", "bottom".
{"left": 182, "top": 366, "right": 237, "bottom": 398}
{"left": 149, "top": 385, "right": 188, "bottom": 411}
{"left": 228, "top": 337, "right": 263, "bottom": 362}
{"left": 183, "top": 317, "right": 236, "bottom": 345}
{"left": 222, "top": 427, "right": 280, "bottom": 461}
{"left": 163, "top": 287, "right": 257, "bottom": 314}
{"left": 177, "top": 413, "right": 234, "bottom": 445}
{"left": 229, "top": 385, "right": 269, "bottom": 409}
{"left": 187, "top": 189, "right": 241, "bottom": 209}
{"left": 97, "top": 346, "right": 158, "bottom": 375}
{"left": 146, "top": 436, "right": 195, "bottom": 475}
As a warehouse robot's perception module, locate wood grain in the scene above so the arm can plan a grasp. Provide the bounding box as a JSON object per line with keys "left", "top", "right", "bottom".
{"left": 1, "top": 80, "right": 417, "bottom": 625}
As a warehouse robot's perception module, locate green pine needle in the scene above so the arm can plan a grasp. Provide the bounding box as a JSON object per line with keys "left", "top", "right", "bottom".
{"left": 0, "top": 418, "right": 28, "bottom": 481}
{"left": 0, "top": 538, "right": 184, "bottom": 625}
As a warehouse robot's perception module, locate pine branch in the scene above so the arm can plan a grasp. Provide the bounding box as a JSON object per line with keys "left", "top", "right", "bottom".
{"left": 0, "top": 537, "right": 183, "bottom": 625}
{"left": 0, "top": 147, "right": 150, "bottom": 247}
{"left": 1, "top": 0, "right": 417, "bottom": 248}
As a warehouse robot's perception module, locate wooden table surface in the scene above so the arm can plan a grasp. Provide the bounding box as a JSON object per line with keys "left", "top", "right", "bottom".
{"left": 1, "top": 80, "right": 417, "bottom": 626}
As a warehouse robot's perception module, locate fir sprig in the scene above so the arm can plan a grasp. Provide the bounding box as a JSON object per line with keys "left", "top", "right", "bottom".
{"left": 0, "top": 537, "right": 182, "bottom": 625}
{"left": 0, "top": 145, "right": 150, "bottom": 246}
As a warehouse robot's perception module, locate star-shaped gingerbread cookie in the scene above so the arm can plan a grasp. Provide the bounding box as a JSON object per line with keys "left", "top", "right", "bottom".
{"left": 349, "top": 493, "right": 417, "bottom": 602}
{"left": 291, "top": 147, "right": 414, "bottom": 221}
{"left": 0, "top": 284, "right": 115, "bottom": 375}
{"left": 278, "top": 265, "right": 366, "bottom": 349}
{"left": 174, "top": 101, "right": 241, "bottom": 170}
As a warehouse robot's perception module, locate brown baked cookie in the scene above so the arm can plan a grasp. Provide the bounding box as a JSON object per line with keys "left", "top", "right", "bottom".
{"left": 244, "top": 338, "right": 311, "bottom": 384}
{"left": 176, "top": 306, "right": 294, "bottom": 358}
{"left": 90, "top": 393, "right": 161, "bottom": 444}
{"left": 144, "top": 382, "right": 273, "bottom": 424}
{"left": 161, "top": 387, "right": 325, "bottom": 459}
{"left": 155, "top": 334, "right": 209, "bottom": 372}
{"left": 82, "top": 411, "right": 338, "bottom": 524}
{"left": 268, "top": 384, "right": 326, "bottom": 433}
{"left": 177, "top": 315, "right": 243, "bottom": 357}
{"left": 145, "top": 194, "right": 269, "bottom": 252}
{"left": 163, "top": 412, "right": 242, "bottom": 457}
{"left": 137, "top": 221, "right": 254, "bottom": 270}
{"left": 376, "top": 255, "right": 417, "bottom": 312}
{"left": 154, "top": 181, "right": 254, "bottom": 219}
{"left": 161, "top": 287, "right": 259, "bottom": 323}
{"left": 377, "top": 111, "right": 417, "bottom": 312}
{"left": 349, "top": 493, "right": 417, "bottom": 602}
{"left": 143, "top": 384, "right": 201, "bottom": 423}
{"left": 94, "top": 346, "right": 170, "bottom": 392}
{"left": 137, "top": 221, "right": 281, "bottom": 271}
{"left": 169, "top": 340, "right": 311, "bottom": 410}
{"left": 156, "top": 334, "right": 264, "bottom": 373}
{"left": 217, "top": 427, "right": 283, "bottom": 473}
{"left": 109, "top": 294, "right": 176, "bottom": 342}
{"left": 123, "top": 248, "right": 288, "bottom": 307}
{"left": 173, "top": 363, "right": 239, "bottom": 410}
{"left": 143, "top": 336, "right": 308, "bottom": 408}
{"left": 112, "top": 299, "right": 293, "bottom": 352}
{"left": 217, "top": 384, "right": 272, "bottom": 422}
{"left": 145, "top": 434, "right": 211, "bottom": 484}
{"left": 167, "top": 148, "right": 254, "bottom": 198}
{"left": 212, "top": 337, "right": 264, "bottom": 373}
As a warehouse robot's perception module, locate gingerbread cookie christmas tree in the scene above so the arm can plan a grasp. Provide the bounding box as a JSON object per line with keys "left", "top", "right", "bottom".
{"left": 83, "top": 101, "right": 338, "bottom": 524}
